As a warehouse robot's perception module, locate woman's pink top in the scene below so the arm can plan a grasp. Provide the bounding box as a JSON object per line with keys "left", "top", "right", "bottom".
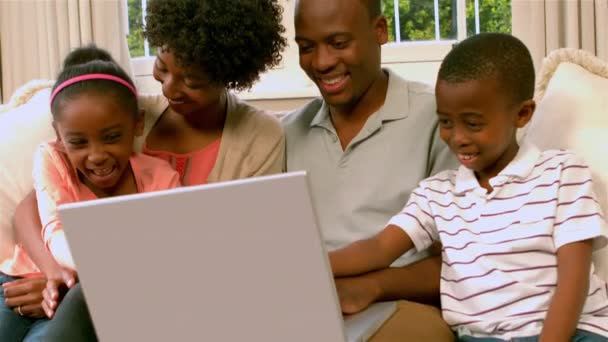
{"left": 143, "top": 138, "right": 221, "bottom": 186}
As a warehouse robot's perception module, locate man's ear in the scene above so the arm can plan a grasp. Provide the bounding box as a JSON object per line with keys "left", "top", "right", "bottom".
{"left": 134, "top": 110, "right": 145, "bottom": 137}
{"left": 515, "top": 99, "right": 535, "bottom": 128}
{"left": 374, "top": 15, "right": 388, "bottom": 45}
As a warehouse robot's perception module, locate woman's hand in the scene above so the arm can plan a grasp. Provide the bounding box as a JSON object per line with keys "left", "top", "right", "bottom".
{"left": 42, "top": 266, "right": 78, "bottom": 318}
{"left": 2, "top": 275, "right": 47, "bottom": 318}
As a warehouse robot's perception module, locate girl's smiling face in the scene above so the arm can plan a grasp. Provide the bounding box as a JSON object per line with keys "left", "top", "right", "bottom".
{"left": 53, "top": 92, "right": 143, "bottom": 196}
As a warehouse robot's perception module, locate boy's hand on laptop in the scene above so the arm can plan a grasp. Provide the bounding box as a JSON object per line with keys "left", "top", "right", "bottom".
{"left": 2, "top": 274, "right": 47, "bottom": 318}
{"left": 334, "top": 275, "right": 381, "bottom": 315}
{"left": 42, "top": 266, "right": 78, "bottom": 318}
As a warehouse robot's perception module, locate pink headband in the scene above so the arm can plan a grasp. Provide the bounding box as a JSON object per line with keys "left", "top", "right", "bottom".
{"left": 50, "top": 73, "right": 137, "bottom": 105}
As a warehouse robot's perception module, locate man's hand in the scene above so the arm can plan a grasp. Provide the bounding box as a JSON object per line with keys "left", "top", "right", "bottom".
{"left": 334, "top": 274, "right": 381, "bottom": 315}
{"left": 2, "top": 275, "right": 47, "bottom": 318}
{"left": 42, "top": 266, "right": 77, "bottom": 318}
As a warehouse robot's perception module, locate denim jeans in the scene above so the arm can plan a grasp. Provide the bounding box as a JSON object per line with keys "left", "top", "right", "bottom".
{"left": 0, "top": 273, "right": 50, "bottom": 342}
{"left": 43, "top": 282, "right": 98, "bottom": 342}
{"left": 1, "top": 273, "right": 98, "bottom": 342}
{"left": 458, "top": 329, "right": 608, "bottom": 342}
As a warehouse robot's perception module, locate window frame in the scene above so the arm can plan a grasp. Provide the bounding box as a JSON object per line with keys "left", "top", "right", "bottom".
{"left": 130, "top": 0, "right": 505, "bottom": 100}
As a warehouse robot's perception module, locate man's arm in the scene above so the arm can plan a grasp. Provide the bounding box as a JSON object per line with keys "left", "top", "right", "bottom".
{"left": 334, "top": 248, "right": 441, "bottom": 314}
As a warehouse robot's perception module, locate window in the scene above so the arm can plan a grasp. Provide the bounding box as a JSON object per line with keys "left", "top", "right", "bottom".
{"left": 127, "top": 0, "right": 511, "bottom": 99}
{"left": 127, "top": 0, "right": 154, "bottom": 59}
{"left": 126, "top": 0, "right": 158, "bottom": 90}
{"left": 383, "top": 0, "right": 511, "bottom": 44}
{"left": 380, "top": 0, "right": 510, "bottom": 84}
{"left": 381, "top": 0, "right": 511, "bottom": 61}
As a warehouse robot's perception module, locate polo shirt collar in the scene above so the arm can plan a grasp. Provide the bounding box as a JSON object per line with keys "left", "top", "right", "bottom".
{"left": 310, "top": 100, "right": 332, "bottom": 129}
{"left": 309, "top": 68, "right": 410, "bottom": 130}
{"left": 454, "top": 142, "right": 541, "bottom": 194}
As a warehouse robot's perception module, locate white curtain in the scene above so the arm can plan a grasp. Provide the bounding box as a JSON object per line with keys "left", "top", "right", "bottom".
{"left": 0, "top": 0, "right": 132, "bottom": 103}
{"left": 512, "top": 0, "right": 608, "bottom": 71}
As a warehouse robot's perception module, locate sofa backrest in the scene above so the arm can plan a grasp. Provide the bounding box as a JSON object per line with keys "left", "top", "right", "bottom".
{"left": 0, "top": 85, "right": 55, "bottom": 266}
{"left": 522, "top": 49, "right": 608, "bottom": 280}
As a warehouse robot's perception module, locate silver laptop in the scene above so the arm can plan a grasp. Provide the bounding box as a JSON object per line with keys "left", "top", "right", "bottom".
{"left": 59, "top": 172, "right": 396, "bottom": 341}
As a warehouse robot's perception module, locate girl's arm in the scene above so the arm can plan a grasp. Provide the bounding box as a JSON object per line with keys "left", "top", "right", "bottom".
{"left": 14, "top": 191, "right": 65, "bottom": 276}
{"left": 31, "top": 144, "right": 77, "bottom": 270}
{"left": 330, "top": 225, "right": 414, "bottom": 277}
{"left": 539, "top": 239, "right": 593, "bottom": 342}
{"left": 15, "top": 189, "right": 77, "bottom": 318}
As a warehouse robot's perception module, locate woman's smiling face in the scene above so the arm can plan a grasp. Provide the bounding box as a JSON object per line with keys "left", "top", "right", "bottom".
{"left": 153, "top": 49, "right": 225, "bottom": 119}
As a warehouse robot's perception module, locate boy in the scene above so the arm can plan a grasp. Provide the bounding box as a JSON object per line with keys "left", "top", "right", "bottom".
{"left": 330, "top": 33, "right": 608, "bottom": 341}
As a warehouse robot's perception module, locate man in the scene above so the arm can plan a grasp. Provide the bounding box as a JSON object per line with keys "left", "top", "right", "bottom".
{"left": 283, "top": 0, "right": 457, "bottom": 339}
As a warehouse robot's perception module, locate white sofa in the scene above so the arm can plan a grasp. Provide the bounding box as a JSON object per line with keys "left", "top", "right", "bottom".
{"left": 1, "top": 48, "right": 607, "bottom": 281}
{"left": 522, "top": 48, "right": 608, "bottom": 280}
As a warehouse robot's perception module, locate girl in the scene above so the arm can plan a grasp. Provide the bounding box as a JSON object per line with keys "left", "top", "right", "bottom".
{"left": 0, "top": 45, "right": 180, "bottom": 341}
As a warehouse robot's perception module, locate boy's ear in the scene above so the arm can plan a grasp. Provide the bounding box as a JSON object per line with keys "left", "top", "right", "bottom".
{"left": 515, "top": 99, "right": 535, "bottom": 128}
{"left": 134, "top": 110, "right": 145, "bottom": 137}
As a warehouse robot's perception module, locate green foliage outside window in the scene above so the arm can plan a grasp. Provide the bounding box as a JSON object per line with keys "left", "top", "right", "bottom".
{"left": 126, "top": 0, "right": 511, "bottom": 58}
{"left": 127, "top": 0, "right": 153, "bottom": 58}
{"left": 382, "top": 0, "right": 511, "bottom": 43}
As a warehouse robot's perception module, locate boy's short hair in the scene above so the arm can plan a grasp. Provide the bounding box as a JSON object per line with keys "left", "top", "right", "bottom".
{"left": 438, "top": 33, "right": 535, "bottom": 105}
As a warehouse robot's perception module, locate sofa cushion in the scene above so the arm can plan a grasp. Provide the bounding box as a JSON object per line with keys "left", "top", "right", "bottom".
{"left": 0, "top": 83, "right": 55, "bottom": 265}
{"left": 523, "top": 49, "right": 608, "bottom": 280}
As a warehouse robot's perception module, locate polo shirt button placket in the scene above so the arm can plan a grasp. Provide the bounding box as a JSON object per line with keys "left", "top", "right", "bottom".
{"left": 467, "top": 190, "right": 486, "bottom": 220}
{"left": 327, "top": 133, "right": 343, "bottom": 157}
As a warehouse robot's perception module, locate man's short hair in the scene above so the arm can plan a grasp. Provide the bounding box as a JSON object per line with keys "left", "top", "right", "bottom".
{"left": 438, "top": 33, "right": 535, "bottom": 105}
{"left": 362, "top": 0, "right": 381, "bottom": 18}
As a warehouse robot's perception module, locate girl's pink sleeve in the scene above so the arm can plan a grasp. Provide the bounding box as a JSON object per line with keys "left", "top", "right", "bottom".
{"left": 32, "top": 144, "right": 76, "bottom": 270}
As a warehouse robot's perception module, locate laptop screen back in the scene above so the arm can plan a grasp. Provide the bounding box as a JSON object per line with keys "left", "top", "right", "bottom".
{"left": 59, "top": 172, "right": 347, "bottom": 341}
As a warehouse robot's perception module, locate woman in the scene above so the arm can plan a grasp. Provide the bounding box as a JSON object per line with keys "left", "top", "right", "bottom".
{"left": 7, "top": 1, "right": 287, "bottom": 340}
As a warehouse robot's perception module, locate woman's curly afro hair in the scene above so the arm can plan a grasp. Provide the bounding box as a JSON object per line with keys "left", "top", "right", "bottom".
{"left": 144, "top": 0, "right": 287, "bottom": 91}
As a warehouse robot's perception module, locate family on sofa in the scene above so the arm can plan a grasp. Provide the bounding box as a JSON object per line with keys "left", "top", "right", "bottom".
{"left": 1, "top": 0, "right": 607, "bottom": 341}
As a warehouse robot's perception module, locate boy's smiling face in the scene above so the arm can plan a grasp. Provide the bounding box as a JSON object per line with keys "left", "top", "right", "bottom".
{"left": 435, "top": 77, "right": 534, "bottom": 186}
